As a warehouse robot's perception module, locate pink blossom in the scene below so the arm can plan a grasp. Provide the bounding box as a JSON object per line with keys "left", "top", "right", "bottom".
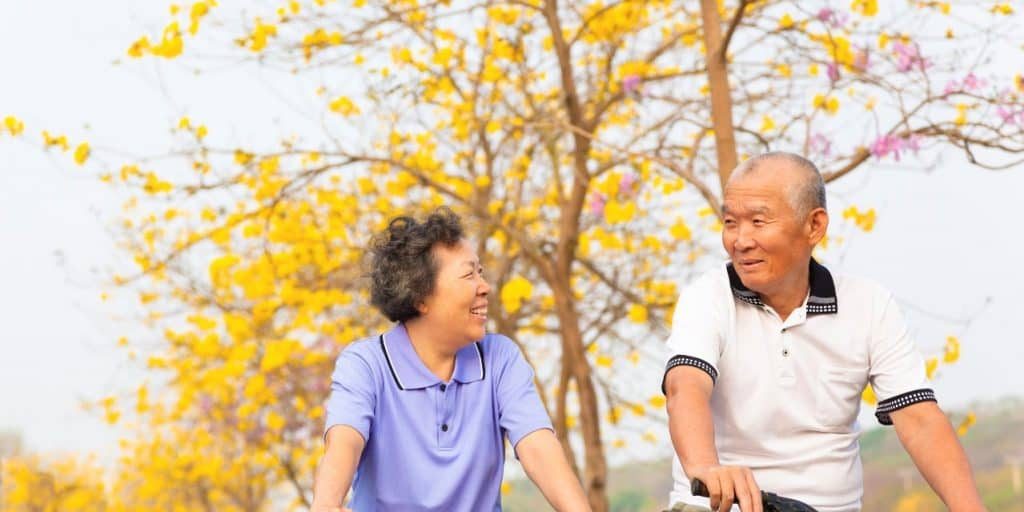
{"left": 997, "top": 107, "right": 1022, "bottom": 125}
{"left": 963, "top": 73, "right": 986, "bottom": 91}
{"left": 827, "top": 62, "right": 840, "bottom": 82}
{"left": 588, "top": 193, "right": 606, "bottom": 216}
{"left": 870, "top": 134, "right": 923, "bottom": 161}
{"left": 905, "top": 134, "right": 922, "bottom": 152}
{"left": 816, "top": 8, "right": 848, "bottom": 27}
{"left": 622, "top": 75, "right": 642, "bottom": 95}
{"left": 619, "top": 172, "right": 638, "bottom": 197}
{"left": 944, "top": 80, "right": 960, "bottom": 95}
{"left": 853, "top": 48, "right": 870, "bottom": 72}
{"left": 997, "top": 107, "right": 1013, "bottom": 122}
{"left": 892, "top": 42, "right": 929, "bottom": 72}
{"left": 810, "top": 133, "right": 832, "bottom": 157}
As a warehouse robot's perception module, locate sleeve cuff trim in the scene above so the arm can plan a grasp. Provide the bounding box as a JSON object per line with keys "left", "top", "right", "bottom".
{"left": 874, "top": 388, "right": 937, "bottom": 425}
{"left": 661, "top": 355, "right": 718, "bottom": 394}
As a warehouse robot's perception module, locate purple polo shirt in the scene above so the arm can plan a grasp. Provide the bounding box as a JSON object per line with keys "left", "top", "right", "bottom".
{"left": 324, "top": 323, "right": 552, "bottom": 512}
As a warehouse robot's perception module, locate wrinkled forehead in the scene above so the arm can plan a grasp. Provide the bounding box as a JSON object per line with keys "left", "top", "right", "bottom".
{"left": 722, "top": 181, "right": 790, "bottom": 215}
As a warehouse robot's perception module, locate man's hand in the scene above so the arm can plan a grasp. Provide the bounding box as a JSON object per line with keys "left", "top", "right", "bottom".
{"left": 690, "top": 465, "right": 762, "bottom": 512}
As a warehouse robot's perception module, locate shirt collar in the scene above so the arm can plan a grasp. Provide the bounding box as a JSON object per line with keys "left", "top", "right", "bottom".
{"left": 725, "top": 258, "right": 838, "bottom": 315}
{"left": 380, "top": 323, "right": 485, "bottom": 390}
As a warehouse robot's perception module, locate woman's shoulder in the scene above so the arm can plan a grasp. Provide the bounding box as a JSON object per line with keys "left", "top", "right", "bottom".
{"left": 334, "top": 334, "right": 387, "bottom": 372}
{"left": 478, "top": 332, "right": 515, "bottom": 352}
{"left": 477, "top": 333, "right": 529, "bottom": 368}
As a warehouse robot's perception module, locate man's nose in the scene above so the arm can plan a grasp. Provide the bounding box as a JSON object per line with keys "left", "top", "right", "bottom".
{"left": 734, "top": 224, "right": 757, "bottom": 250}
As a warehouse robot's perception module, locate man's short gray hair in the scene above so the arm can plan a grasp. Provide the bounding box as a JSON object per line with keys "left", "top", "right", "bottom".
{"left": 729, "top": 151, "right": 827, "bottom": 217}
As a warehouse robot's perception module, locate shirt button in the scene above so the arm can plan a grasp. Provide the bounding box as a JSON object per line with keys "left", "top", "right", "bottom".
{"left": 782, "top": 348, "right": 790, "bottom": 357}
{"left": 439, "top": 384, "right": 446, "bottom": 392}
{"left": 441, "top": 423, "right": 449, "bottom": 432}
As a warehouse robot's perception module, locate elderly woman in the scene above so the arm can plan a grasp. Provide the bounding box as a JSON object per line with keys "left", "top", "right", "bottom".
{"left": 311, "top": 208, "right": 590, "bottom": 512}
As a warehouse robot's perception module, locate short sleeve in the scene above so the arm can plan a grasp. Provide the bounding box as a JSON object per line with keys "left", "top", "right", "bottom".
{"left": 661, "top": 272, "right": 726, "bottom": 393}
{"left": 323, "top": 346, "right": 377, "bottom": 442}
{"left": 492, "top": 338, "right": 553, "bottom": 449}
{"left": 868, "top": 292, "right": 935, "bottom": 425}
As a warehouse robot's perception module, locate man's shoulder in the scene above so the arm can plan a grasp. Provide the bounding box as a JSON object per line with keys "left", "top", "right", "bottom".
{"left": 685, "top": 262, "right": 734, "bottom": 297}
{"left": 832, "top": 272, "right": 894, "bottom": 302}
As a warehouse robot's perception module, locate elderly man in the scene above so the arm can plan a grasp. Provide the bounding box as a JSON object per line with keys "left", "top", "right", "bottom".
{"left": 662, "top": 152, "right": 985, "bottom": 512}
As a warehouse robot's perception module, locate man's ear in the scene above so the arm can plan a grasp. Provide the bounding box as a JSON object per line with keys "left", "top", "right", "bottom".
{"left": 807, "top": 208, "right": 829, "bottom": 246}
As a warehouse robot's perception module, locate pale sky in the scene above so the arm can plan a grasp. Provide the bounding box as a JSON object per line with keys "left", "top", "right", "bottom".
{"left": 1, "top": 1, "right": 1022, "bottom": 461}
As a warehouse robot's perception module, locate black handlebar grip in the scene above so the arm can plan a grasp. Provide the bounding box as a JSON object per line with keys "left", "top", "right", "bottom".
{"left": 690, "top": 477, "right": 710, "bottom": 498}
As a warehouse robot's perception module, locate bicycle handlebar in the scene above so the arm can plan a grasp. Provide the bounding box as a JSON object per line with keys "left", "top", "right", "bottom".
{"left": 690, "top": 478, "right": 819, "bottom": 512}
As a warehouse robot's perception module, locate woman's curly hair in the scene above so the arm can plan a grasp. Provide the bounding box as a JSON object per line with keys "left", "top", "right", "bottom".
{"left": 368, "top": 207, "right": 465, "bottom": 322}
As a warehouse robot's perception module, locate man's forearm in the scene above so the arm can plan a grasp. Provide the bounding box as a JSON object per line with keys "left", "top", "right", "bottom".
{"left": 668, "top": 382, "right": 719, "bottom": 475}
{"left": 893, "top": 404, "right": 985, "bottom": 511}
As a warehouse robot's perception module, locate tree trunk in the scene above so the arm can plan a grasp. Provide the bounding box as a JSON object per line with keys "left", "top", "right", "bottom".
{"left": 700, "top": 0, "right": 739, "bottom": 189}
{"left": 552, "top": 277, "right": 608, "bottom": 512}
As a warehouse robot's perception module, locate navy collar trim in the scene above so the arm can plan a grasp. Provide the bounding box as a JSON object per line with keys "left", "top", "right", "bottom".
{"left": 725, "top": 258, "right": 838, "bottom": 315}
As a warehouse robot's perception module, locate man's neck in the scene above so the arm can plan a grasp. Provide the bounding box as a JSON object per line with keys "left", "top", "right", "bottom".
{"left": 404, "top": 320, "right": 457, "bottom": 382}
{"left": 760, "top": 273, "right": 810, "bottom": 322}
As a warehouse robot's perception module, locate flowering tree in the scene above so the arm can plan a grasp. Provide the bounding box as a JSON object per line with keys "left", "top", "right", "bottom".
{"left": 2, "top": 0, "right": 1022, "bottom": 510}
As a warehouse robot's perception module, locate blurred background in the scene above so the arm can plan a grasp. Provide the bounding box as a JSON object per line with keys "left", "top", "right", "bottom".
{"left": 1, "top": 1, "right": 1022, "bottom": 510}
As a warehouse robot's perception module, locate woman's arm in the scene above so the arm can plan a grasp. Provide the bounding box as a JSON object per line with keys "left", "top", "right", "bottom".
{"left": 516, "top": 428, "right": 592, "bottom": 512}
{"left": 311, "top": 425, "right": 366, "bottom": 512}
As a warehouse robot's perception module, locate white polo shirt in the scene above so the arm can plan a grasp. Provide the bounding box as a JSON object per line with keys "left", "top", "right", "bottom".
{"left": 663, "top": 259, "right": 934, "bottom": 512}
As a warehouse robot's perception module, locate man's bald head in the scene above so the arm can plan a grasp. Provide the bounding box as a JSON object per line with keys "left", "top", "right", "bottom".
{"left": 728, "top": 152, "right": 826, "bottom": 218}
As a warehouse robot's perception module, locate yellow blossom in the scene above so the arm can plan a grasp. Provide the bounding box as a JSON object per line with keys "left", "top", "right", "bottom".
{"left": 669, "top": 218, "right": 692, "bottom": 241}
{"left": 329, "top": 96, "right": 361, "bottom": 116}
{"left": 956, "top": 412, "right": 976, "bottom": 436}
{"left": 850, "top": 0, "right": 878, "bottom": 17}
{"left": 813, "top": 94, "right": 840, "bottom": 115}
{"left": 861, "top": 384, "right": 877, "bottom": 405}
{"left": 943, "top": 335, "right": 960, "bottom": 363}
{"left": 627, "top": 304, "right": 648, "bottom": 323}
{"left": 4, "top": 115, "right": 25, "bottom": 136}
{"left": 500, "top": 275, "right": 533, "bottom": 313}
{"left": 42, "top": 130, "right": 69, "bottom": 151}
